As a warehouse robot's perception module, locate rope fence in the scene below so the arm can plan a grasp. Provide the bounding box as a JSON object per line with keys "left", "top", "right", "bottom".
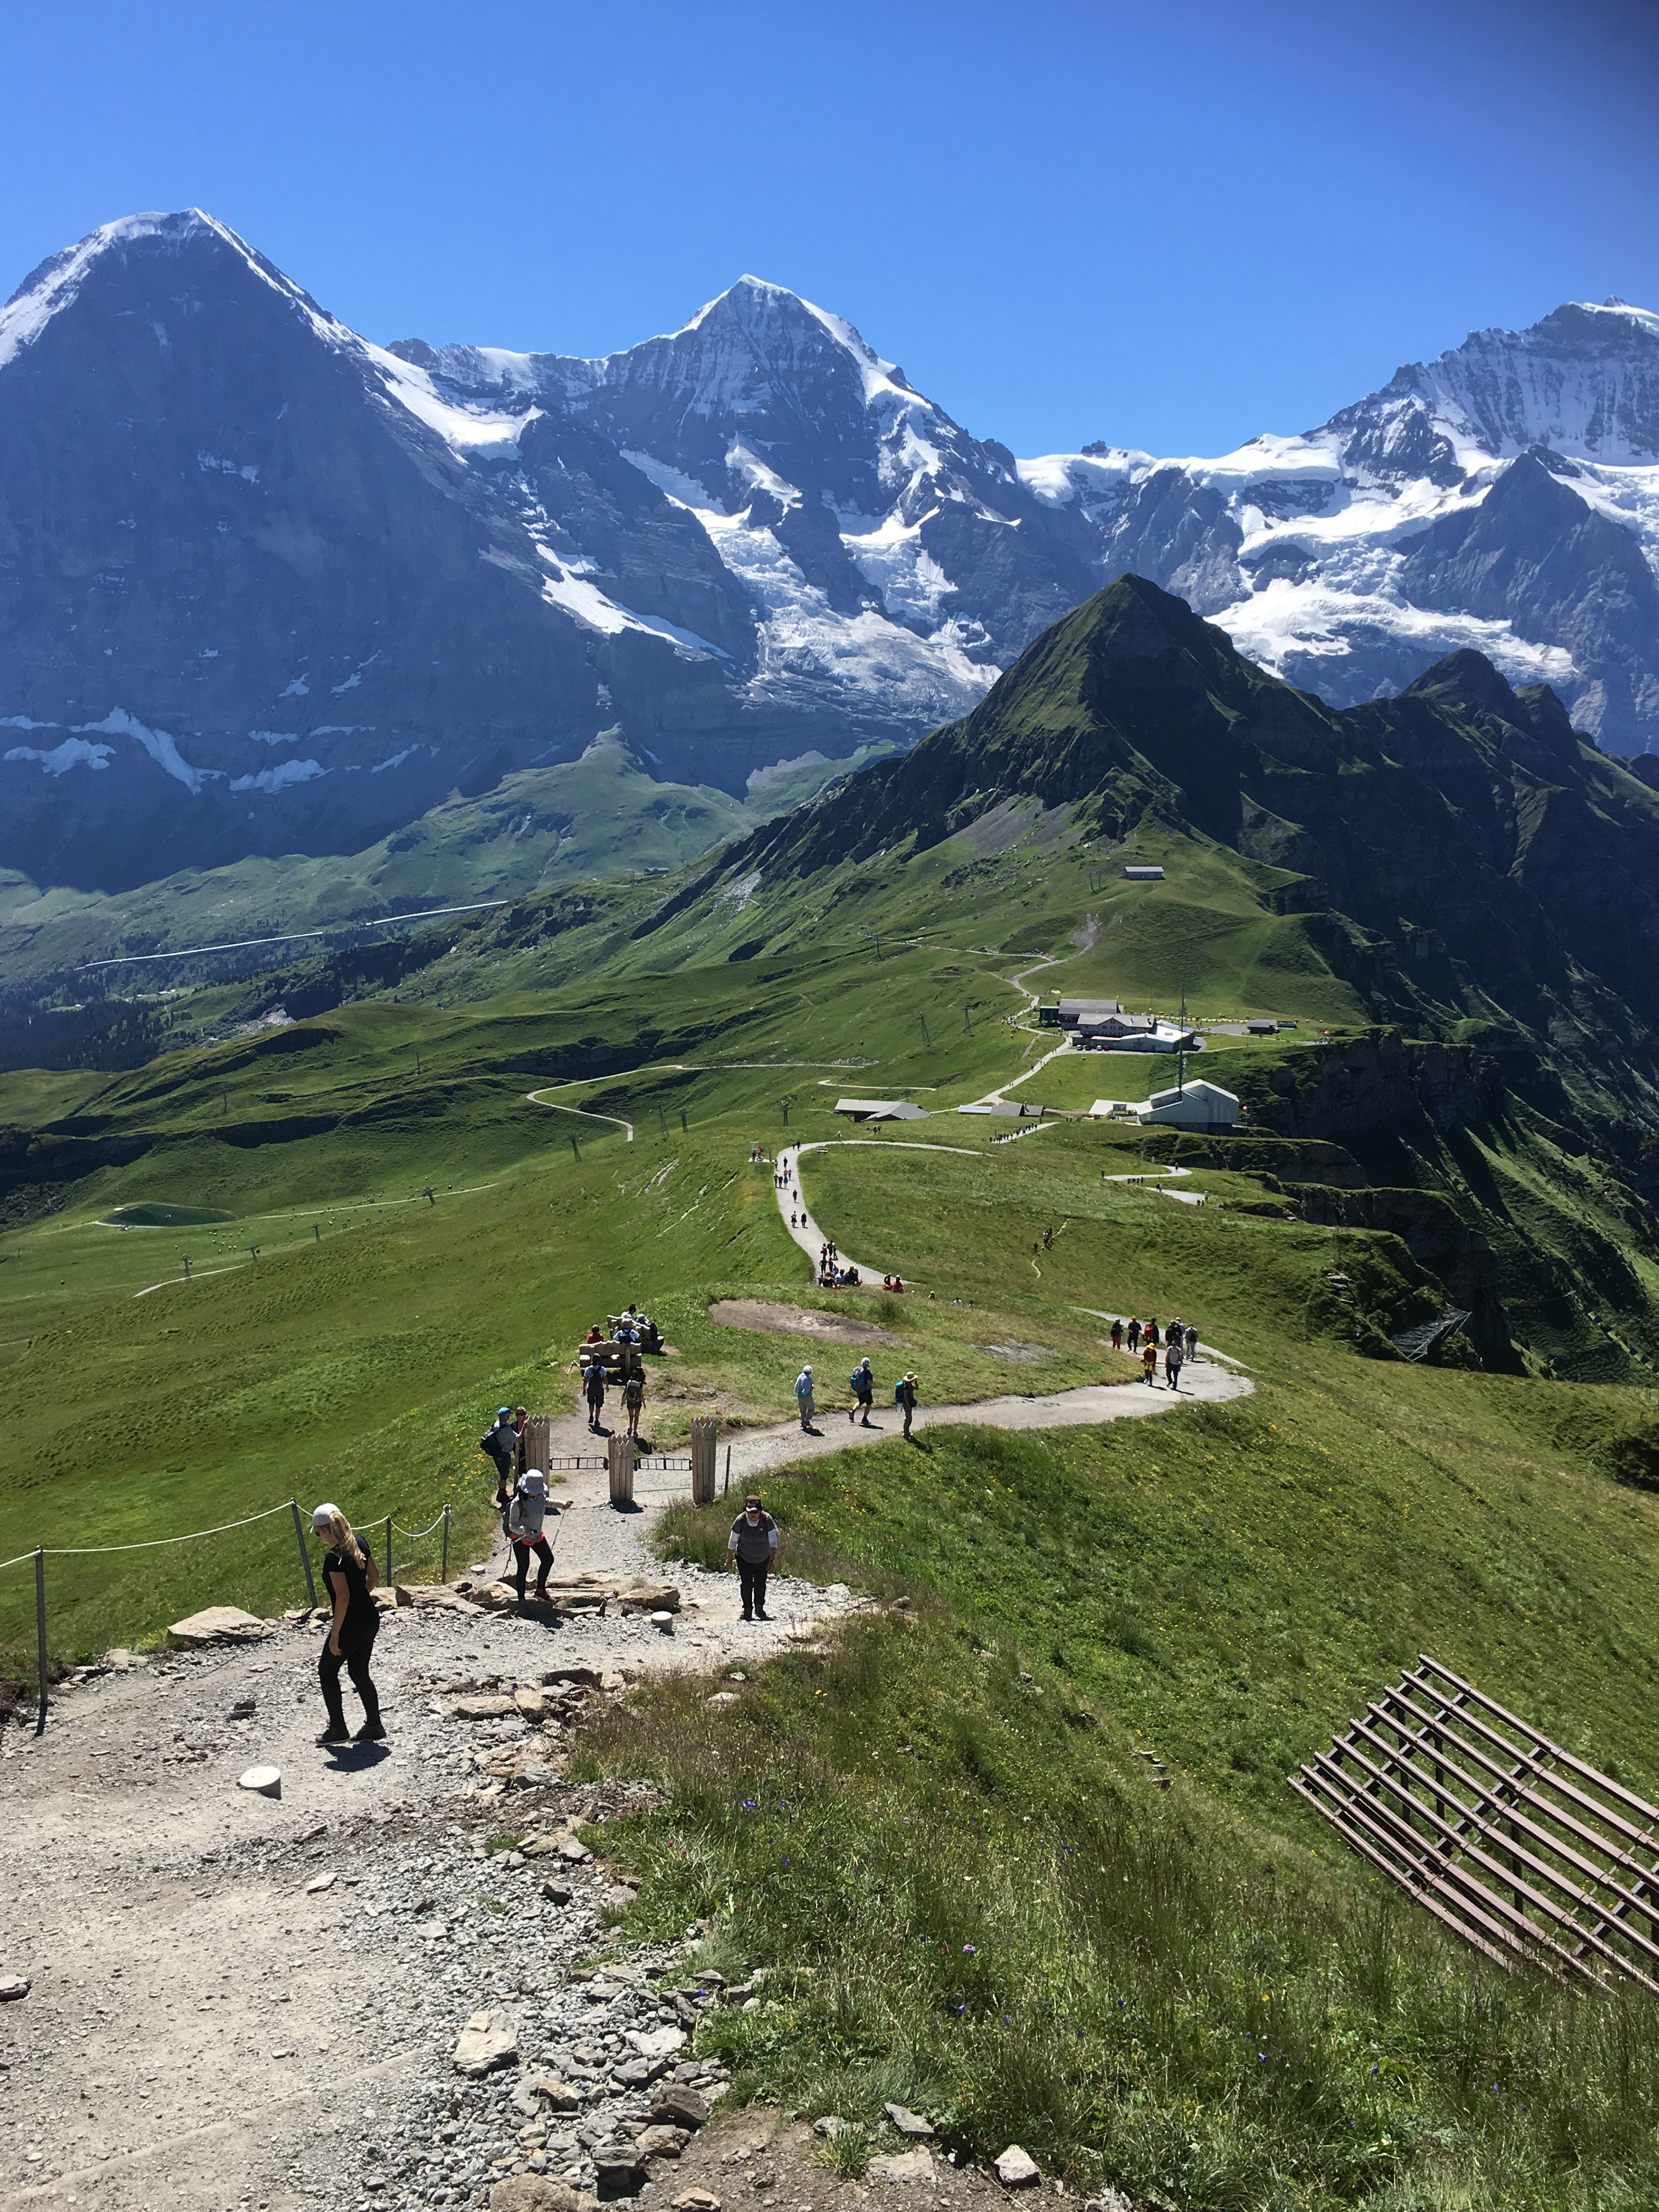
{"left": 3, "top": 1424, "right": 723, "bottom": 1740}
{"left": 0, "top": 1492, "right": 461, "bottom": 1743}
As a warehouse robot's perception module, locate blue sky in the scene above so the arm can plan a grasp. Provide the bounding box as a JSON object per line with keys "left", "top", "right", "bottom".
{"left": 2, "top": 0, "right": 1656, "bottom": 456}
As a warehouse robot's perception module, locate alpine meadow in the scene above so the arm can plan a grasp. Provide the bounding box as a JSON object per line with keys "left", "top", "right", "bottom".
{"left": 10, "top": 177, "right": 1659, "bottom": 2212}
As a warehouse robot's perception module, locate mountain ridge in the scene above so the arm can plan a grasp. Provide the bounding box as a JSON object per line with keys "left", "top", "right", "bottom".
{"left": 3, "top": 210, "right": 1658, "bottom": 936}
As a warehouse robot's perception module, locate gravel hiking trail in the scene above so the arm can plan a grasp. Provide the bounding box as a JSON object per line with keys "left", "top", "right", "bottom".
{"left": 0, "top": 1137, "right": 1248, "bottom": 2212}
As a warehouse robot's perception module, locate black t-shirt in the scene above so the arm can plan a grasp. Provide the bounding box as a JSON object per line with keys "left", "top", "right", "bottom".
{"left": 323, "top": 1543, "right": 377, "bottom": 1639}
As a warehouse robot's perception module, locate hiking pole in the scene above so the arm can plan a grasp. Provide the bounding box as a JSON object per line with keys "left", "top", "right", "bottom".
{"left": 290, "top": 1500, "right": 318, "bottom": 1607}
{"left": 35, "top": 1548, "right": 47, "bottom": 1737}
{"left": 441, "top": 1503, "right": 450, "bottom": 1582}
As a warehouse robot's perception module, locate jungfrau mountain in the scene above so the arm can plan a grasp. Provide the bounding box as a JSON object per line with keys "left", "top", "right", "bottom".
{"left": 1024, "top": 297, "right": 1659, "bottom": 752}
{"left": 2, "top": 208, "right": 1658, "bottom": 913}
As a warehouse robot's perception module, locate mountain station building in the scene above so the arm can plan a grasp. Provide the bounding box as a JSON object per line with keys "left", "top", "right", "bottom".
{"left": 1089, "top": 1079, "right": 1240, "bottom": 1131}
{"left": 834, "top": 1099, "right": 929, "bottom": 1123}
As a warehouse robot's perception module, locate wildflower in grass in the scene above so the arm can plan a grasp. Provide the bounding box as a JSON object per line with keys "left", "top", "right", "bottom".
{"left": 963, "top": 1944, "right": 976, "bottom": 1954}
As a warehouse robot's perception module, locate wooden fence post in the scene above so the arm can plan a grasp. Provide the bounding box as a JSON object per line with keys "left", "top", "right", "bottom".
{"left": 35, "top": 1548, "right": 47, "bottom": 1737}
{"left": 691, "top": 1417, "right": 716, "bottom": 1506}
{"left": 607, "top": 1432, "right": 635, "bottom": 1506}
{"left": 290, "top": 1500, "right": 318, "bottom": 1606}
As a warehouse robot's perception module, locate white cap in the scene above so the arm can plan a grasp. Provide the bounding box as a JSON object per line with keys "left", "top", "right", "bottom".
{"left": 311, "top": 1502, "right": 340, "bottom": 1531}
{"left": 519, "top": 1469, "right": 549, "bottom": 1495}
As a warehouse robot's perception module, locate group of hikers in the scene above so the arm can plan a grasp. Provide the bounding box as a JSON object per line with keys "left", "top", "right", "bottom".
{"left": 1109, "top": 1313, "right": 1200, "bottom": 1390}
{"left": 794, "top": 1357, "right": 919, "bottom": 1437}
{"left": 815, "top": 1239, "right": 861, "bottom": 1288}
{"left": 580, "top": 1323, "right": 648, "bottom": 1437}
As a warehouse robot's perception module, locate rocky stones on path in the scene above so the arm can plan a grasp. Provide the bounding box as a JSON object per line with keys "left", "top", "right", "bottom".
{"left": 237, "top": 1764, "right": 282, "bottom": 1798}
{"left": 450, "top": 1695, "right": 520, "bottom": 1721}
{"left": 993, "top": 2145, "right": 1041, "bottom": 2189}
{"left": 0, "top": 1976, "right": 31, "bottom": 2001}
{"left": 515, "top": 1686, "right": 550, "bottom": 1720}
{"left": 628, "top": 2025, "right": 686, "bottom": 2061}
{"left": 489, "top": 2179, "right": 597, "bottom": 2212}
{"left": 304, "top": 1871, "right": 336, "bottom": 1893}
{"left": 651, "top": 2085, "right": 710, "bottom": 2131}
{"left": 884, "top": 2104, "right": 935, "bottom": 2140}
{"left": 169, "top": 1605, "right": 272, "bottom": 1648}
{"left": 592, "top": 2151, "right": 648, "bottom": 2199}
{"left": 870, "top": 2150, "right": 934, "bottom": 2184}
{"left": 539, "top": 1880, "right": 574, "bottom": 1905}
{"left": 402, "top": 1583, "right": 484, "bottom": 1615}
{"left": 558, "top": 1836, "right": 591, "bottom": 1863}
{"left": 673, "top": 2192, "right": 721, "bottom": 2212}
{"left": 636, "top": 2123, "right": 691, "bottom": 2160}
{"left": 513, "top": 2073, "right": 584, "bottom": 2118}
{"left": 454, "top": 2006, "right": 520, "bottom": 2076}
{"left": 812, "top": 2115, "right": 848, "bottom": 2139}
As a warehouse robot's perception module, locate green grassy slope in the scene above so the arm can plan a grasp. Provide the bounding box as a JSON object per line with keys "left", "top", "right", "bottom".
{"left": 565, "top": 1119, "right": 1659, "bottom": 2209}
{"left": 0, "top": 733, "right": 890, "bottom": 994}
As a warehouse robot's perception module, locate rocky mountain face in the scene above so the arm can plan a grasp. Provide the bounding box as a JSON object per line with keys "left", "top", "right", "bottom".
{"left": 716, "top": 575, "right": 1659, "bottom": 1048}
{"left": 1020, "top": 300, "right": 1659, "bottom": 753}
{"left": 2, "top": 208, "right": 1657, "bottom": 899}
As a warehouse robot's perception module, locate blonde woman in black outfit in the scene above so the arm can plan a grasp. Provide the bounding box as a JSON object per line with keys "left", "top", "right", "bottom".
{"left": 311, "top": 1503, "right": 385, "bottom": 1743}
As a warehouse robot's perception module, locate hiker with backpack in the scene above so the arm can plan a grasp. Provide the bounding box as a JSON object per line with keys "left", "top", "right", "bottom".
{"left": 1141, "top": 1339, "right": 1158, "bottom": 1383}
{"left": 848, "top": 1356, "right": 876, "bottom": 1425}
{"left": 1127, "top": 1317, "right": 1142, "bottom": 1352}
{"left": 479, "top": 1406, "right": 518, "bottom": 1530}
{"left": 311, "top": 1504, "right": 384, "bottom": 1745}
{"left": 1165, "top": 1337, "right": 1183, "bottom": 1391}
{"left": 795, "top": 1363, "right": 817, "bottom": 1432}
{"left": 623, "top": 1366, "right": 646, "bottom": 1440}
{"left": 896, "top": 1370, "right": 918, "bottom": 1438}
{"left": 726, "top": 1493, "right": 780, "bottom": 1622}
{"left": 1185, "top": 1323, "right": 1199, "bottom": 1362}
{"left": 507, "top": 1468, "right": 555, "bottom": 1610}
{"left": 584, "top": 1358, "right": 607, "bottom": 1433}
{"left": 1110, "top": 1318, "right": 1124, "bottom": 1351}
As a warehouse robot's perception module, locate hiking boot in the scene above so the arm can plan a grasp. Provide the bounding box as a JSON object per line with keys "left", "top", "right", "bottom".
{"left": 755, "top": 1609, "right": 771, "bottom": 1622}
{"left": 353, "top": 1719, "right": 387, "bottom": 1742}
{"left": 317, "top": 1725, "right": 351, "bottom": 1745}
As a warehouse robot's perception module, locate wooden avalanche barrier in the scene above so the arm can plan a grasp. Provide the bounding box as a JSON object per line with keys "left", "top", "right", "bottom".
{"left": 521, "top": 1413, "right": 554, "bottom": 1471}
{"left": 1293, "top": 1653, "right": 1659, "bottom": 1990}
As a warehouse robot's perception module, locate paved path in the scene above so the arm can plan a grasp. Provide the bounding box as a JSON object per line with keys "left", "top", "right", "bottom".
{"left": 772, "top": 1138, "right": 978, "bottom": 1285}
{"left": 526, "top": 1087, "right": 634, "bottom": 1141}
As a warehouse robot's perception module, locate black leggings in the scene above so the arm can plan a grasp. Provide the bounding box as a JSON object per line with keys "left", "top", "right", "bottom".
{"left": 514, "top": 1535, "right": 554, "bottom": 1598}
{"left": 319, "top": 1623, "right": 380, "bottom": 1733}
{"left": 738, "top": 1557, "right": 769, "bottom": 1616}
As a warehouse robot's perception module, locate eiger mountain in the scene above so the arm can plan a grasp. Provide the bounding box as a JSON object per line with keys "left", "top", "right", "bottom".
{"left": 2, "top": 210, "right": 1658, "bottom": 901}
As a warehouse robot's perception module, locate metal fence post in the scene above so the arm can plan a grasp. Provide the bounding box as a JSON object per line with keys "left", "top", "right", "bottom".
{"left": 35, "top": 1548, "right": 47, "bottom": 1737}
{"left": 441, "top": 1503, "right": 450, "bottom": 1583}
{"left": 290, "top": 1500, "right": 318, "bottom": 1606}
{"left": 723, "top": 1444, "right": 732, "bottom": 1496}
{"left": 384, "top": 1514, "right": 393, "bottom": 1589}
